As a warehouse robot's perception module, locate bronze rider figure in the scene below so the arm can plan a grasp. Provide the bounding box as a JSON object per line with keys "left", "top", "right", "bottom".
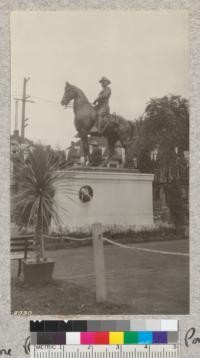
{"left": 93, "top": 76, "right": 111, "bottom": 134}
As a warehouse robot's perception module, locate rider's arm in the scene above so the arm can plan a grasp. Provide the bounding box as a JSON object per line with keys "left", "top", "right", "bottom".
{"left": 99, "top": 87, "right": 111, "bottom": 99}
{"left": 93, "top": 88, "right": 111, "bottom": 105}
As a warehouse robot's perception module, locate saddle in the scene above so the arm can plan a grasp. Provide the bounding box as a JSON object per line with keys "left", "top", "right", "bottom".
{"left": 90, "top": 106, "right": 119, "bottom": 136}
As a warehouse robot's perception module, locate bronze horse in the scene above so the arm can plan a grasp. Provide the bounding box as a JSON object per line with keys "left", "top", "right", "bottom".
{"left": 61, "top": 82, "right": 136, "bottom": 167}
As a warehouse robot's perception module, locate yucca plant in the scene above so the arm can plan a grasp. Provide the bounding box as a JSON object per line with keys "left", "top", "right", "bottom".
{"left": 13, "top": 145, "right": 64, "bottom": 263}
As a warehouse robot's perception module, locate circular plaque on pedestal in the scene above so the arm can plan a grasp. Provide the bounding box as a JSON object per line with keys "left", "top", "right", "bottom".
{"left": 79, "top": 185, "right": 93, "bottom": 203}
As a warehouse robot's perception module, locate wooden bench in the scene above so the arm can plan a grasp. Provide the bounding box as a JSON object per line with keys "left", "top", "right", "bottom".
{"left": 11, "top": 235, "right": 34, "bottom": 276}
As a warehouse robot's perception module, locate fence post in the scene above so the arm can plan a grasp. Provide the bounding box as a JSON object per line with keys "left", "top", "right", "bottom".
{"left": 92, "top": 222, "right": 107, "bottom": 302}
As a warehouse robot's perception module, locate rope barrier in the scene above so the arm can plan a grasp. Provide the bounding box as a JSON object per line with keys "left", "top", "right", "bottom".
{"left": 43, "top": 233, "right": 188, "bottom": 257}
{"left": 103, "top": 237, "right": 189, "bottom": 257}
{"left": 44, "top": 234, "right": 92, "bottom": 241}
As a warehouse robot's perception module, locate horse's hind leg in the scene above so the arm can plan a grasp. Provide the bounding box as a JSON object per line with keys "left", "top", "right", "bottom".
{"left": 124, "top": 142, "right": 136, "bottom": 168}
{"left": 107, "top": 136, "right": 116, "bottom": 160}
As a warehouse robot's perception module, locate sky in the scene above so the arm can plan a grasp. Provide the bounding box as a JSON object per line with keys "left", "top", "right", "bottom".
{"left": 11, "top": 10, "right": 189, "bottom": 149}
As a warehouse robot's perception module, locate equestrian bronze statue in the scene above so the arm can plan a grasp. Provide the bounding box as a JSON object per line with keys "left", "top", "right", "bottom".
{"left": 61, "top": 81, "right": 137, "bottom": 168}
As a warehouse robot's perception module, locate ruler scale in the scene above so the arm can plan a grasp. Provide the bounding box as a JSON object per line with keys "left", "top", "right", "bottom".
{"left": 30, "top": 320, "right": 180, "bottom": 358}
{"left": 30, "top": 345, "right": 180, "bottom": 358}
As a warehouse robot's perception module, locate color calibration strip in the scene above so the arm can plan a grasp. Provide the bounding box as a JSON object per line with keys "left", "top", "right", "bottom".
{"left": 31, "top": 330, "right": 178, "bottom": 345}
{"left": 30, "top": 319, "right": 178, "bottom": 332}
{"left": 30, "top": 320, "right": 179, "bottom": 345}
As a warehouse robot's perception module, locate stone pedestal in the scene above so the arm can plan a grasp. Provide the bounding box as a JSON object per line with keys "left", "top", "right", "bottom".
{"left": 54, "top": 168, "right": 154, "bottom": 231}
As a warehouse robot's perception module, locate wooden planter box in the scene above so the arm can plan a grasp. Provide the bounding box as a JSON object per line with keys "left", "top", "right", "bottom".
{"left": 23, "top": 259, "right": 55, "bottom": 283}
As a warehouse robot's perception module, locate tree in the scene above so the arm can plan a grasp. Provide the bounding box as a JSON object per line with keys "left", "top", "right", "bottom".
{"left": 13, "top": 145, "right": 66, "bottom": 262}
{"left": 167, "top": 178, "right": 185, "bottom": 230}
{"left": 136, "top": 95, "right": 189, "bottom": 173}
{"left": 135, "top": 95, "right": 189, "bottom": 228}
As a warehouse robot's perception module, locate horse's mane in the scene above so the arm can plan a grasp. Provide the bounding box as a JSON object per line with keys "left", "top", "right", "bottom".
{"left": 71, "top": 84, "right": 90, "bottom": 103}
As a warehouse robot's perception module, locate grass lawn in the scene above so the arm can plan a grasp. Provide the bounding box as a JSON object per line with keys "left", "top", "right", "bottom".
{"left": 11, "top": 239, "right": 189, "bottom": 315}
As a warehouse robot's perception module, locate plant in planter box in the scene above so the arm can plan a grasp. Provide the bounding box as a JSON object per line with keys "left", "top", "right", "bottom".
{"left": 13, "top": 145, "right": 70, "bottom": 283}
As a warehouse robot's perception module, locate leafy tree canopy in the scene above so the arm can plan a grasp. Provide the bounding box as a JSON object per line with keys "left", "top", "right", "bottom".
{"left": 135, "top": 95, "right": 189, "bottom": 174}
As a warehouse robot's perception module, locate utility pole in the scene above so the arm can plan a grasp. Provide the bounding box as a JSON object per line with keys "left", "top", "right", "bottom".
{"left": 14, "top": 99, "right": 19, "bottom": 132}
{"left": 21, "top": 77, "right": 35, "bottom": 140}
{"left": 15, "top": 77, "right": 35, "bottom": 141}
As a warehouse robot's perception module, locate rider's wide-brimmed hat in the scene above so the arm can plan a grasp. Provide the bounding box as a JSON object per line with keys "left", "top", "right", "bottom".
{"left": 99, "top": 76, "right": 111, "bottom": 85}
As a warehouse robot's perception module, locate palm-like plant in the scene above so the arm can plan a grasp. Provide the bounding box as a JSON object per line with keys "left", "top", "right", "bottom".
{"left": 13, "top": 145, "right": 64, "bottom": 263}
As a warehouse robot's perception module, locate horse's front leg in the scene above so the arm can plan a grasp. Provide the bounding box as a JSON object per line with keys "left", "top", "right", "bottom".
{"left": 80, "top": 133, "right": 90, "bottom": 165}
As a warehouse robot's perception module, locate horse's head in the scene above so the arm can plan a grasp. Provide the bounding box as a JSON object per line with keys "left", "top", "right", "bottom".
{"left": 61, "top": 82, "right": 75, "bottom": 107}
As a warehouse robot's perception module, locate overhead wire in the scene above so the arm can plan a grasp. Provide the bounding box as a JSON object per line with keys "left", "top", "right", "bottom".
{"left": 12, "top": 94, "right": 73, "bottom": 107}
